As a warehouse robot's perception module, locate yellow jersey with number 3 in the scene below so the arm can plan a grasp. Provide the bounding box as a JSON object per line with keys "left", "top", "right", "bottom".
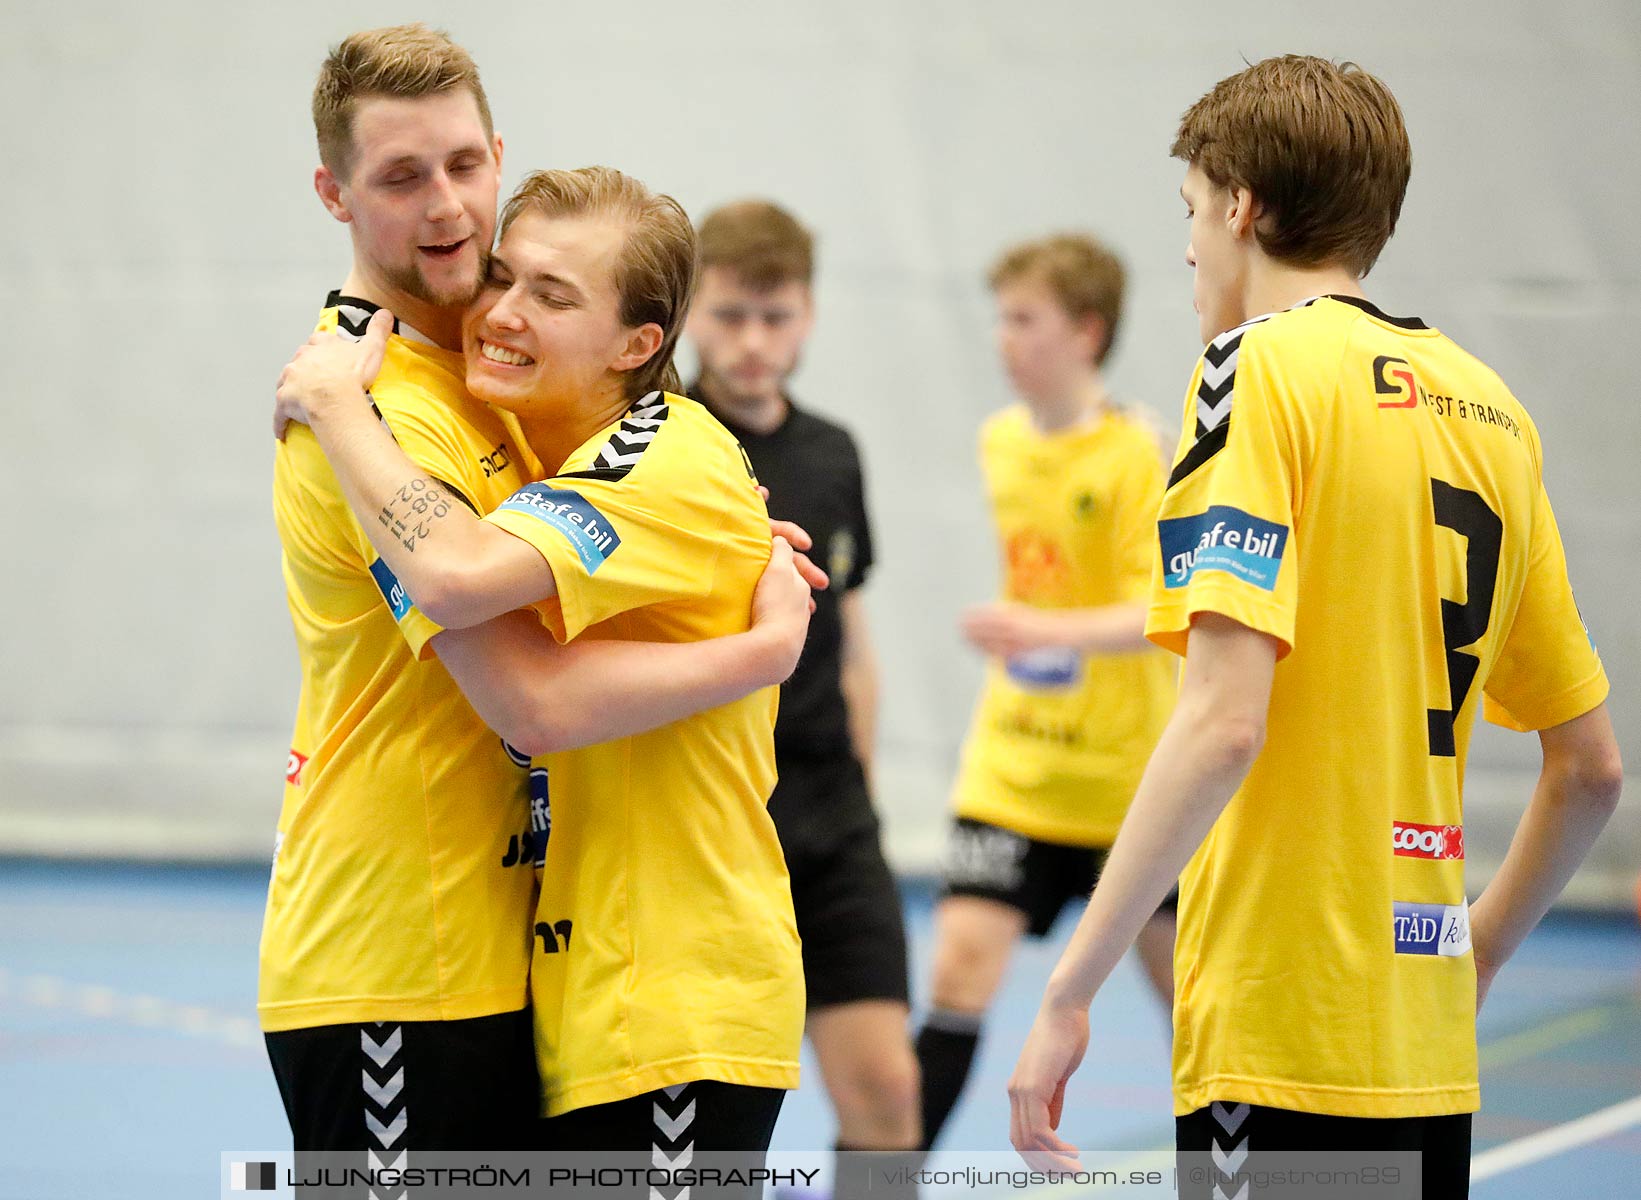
{"left": 1150, "top": 295, "right": 1608, "bottom": 1117}
{"left": 483, "top": 392, "right": 802, "bottom": 1116}
{"left": 953, "top": 406, "right": 1177, "bottom": 847}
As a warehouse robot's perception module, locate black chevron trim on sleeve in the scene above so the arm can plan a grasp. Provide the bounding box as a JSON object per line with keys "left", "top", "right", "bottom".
{"left": 601, "top": 430, "right": 651, "bottom": 457}
{"left": 1167, "top": 419, "right": 1230, "bottom": 489}
{"left": 1202, "top": 331, "right": 1243, "bottom": 368}
{"left": 1194, "top": 326, "right": 1250, "bottom": 435}
{"left": 1197, "top": 370, "right": 1235, "bottom": 407}
{"left": 336, "top": 307, "right": 373, "bottom": 339}
{"left": 569, "top": 391, "right": 671, "bottom": 481}
{"left": 328, "top": 291, "right": 402, "bottom": 341}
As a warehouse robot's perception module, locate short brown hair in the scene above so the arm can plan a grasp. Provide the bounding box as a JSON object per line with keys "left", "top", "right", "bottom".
{"left": 312, "top": 23, "right": 494, "bottom": 179}
{"left": 697, "top": 200, "right": 814, "bottom": 290}
{"left": 1171, "top": 55, "right": 1410, "bottom": 276}
{"left": 500, "top": 167, "right": 697, "bottom": 400}
{"left": 989, "top": 234, "right": 1126, "bottom": 365}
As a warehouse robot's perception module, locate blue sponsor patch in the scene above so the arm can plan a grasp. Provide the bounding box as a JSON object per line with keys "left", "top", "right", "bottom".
{"left": 1392, "top": 901, "right": 1471, "bottom": 957}
{"left": 369, "top": 556, "right": 413, "bottom": 621}
{"left": 1159, "top": 505, "right": 1288, "bottom": 591}
{"left": 529, "top": 768, "right": 551, "bottom": 868}
{"left": 496, "top": 485, "right": 622, "bottom": 574}
{"left": 1005, "top": 648, "right": 1081, "bottom": 689}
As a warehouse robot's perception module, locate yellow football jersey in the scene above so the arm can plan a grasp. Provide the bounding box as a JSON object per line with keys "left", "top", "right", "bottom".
{"left": 483, "top": 392, "right": 802, "bottom": 1116}
{"left": 953, "top": 406, "right": 1177, "bottom": 847}
{"left": 1150, "top": 295, "right": 1609, "bottom": 1118}
{"left": 260, "top": 296, "right": 543, "bottom": 1032}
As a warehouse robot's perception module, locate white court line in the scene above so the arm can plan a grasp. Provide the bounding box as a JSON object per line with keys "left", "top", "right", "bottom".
{"left": 10, "top": 969, "right": 1637, "bottom": 1181}
{"left": 0, "top": 967, "right": 260, "bottom": 1047}
{"left": 1471, "top": 1092, "right": 1641, "bottom": 1181}
{"left": 1008, "top": 1091, "right": 1641, "bottom": 1197}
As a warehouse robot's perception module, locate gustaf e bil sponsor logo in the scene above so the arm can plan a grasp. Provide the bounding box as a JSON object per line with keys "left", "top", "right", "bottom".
{"left": 1158, "top": 505, "right": 1288, "bottom": 592}
{"left": 496, "top": 486, "right": 622, "bottom": 574}
{"left": 368, "top": 557, "right": 414, "bottom": 621}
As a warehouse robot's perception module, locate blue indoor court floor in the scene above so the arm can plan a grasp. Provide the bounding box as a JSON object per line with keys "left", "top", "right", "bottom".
{"left": 1, "top": 860, "right": 1638, "bottom": 1199}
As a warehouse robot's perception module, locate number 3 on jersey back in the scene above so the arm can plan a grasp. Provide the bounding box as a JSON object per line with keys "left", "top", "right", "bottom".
{"left": 1428, "top": 478, "right": 1502, "bottom": 757}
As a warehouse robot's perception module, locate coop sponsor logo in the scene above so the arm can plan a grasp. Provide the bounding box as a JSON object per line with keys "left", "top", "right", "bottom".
{"left": 1393, "top": 821, "right": 1464, "bottom": 860}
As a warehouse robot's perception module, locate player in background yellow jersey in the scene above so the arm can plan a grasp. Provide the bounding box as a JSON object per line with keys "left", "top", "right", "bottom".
{"left": 266, "top": 27, "right": 819, "bottom": 1159}
{"left": 1009, "top": 57, "right": 1621, "bottom": 1199}
{"left": 277, "top": 166, "right": 809, "bottom": 1171}
{"left": 915, "top": 234, "right": 1177, "bottom": 1151}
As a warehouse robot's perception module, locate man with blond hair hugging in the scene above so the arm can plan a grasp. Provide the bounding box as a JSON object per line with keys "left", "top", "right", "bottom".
{"left": 278, "top": 165, "right": 811, "bottom": 1177}
{"left": 1009, "top": 57, "right": 1620, "bottom": 1199}
{"left": 266, "top": 24, "right": 815, "bottom": 1157}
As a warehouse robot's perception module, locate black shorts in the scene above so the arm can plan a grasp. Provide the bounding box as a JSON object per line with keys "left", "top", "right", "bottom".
{"left": 537, "top": 1080, "right": 784, "bottom": 1197}
{"left": 768, "top": 754, "right": 910, "bottom": 1009}
{"left": 940, "top": 815, "right": 1178, "bottom": 937}
{"left": 264, "top": 1007, "right": 539, "bottom": 1152}
{"left": 1176, "top": 1102, "right": 1471, "bottom": 1199}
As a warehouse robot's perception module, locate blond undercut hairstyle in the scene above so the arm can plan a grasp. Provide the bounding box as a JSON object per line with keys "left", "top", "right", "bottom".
{"left": 697, "top": 200, "right": 815, "bottom": 291}
{"left": 989, "top": 234, "right": 1127, "bottom": 366}
{"left": 1172, "top": 55, "right": 1411, "bottom": 277}
{"left": 312, "top": 23, "right": 494, "bottom": 179}
{"left": 500, "top": 167, "right": 697, "bottom": 400}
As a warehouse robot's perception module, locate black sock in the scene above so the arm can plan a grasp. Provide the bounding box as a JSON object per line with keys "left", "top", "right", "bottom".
{"left": 914, "top": 1011, "right": 982, "bottom": 1151}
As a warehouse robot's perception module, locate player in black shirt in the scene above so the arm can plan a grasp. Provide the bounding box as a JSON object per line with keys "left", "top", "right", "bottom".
{"left": 687, "top": 201, "right": 919, "bottom": 1192}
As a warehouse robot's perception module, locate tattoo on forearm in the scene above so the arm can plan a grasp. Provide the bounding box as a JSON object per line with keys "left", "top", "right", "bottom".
{"left": 377, "top": 478, "right": 454, "bottom": 553}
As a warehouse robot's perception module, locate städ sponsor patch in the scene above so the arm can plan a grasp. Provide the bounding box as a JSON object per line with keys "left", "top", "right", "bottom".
{"left": 1393, "top": 901, "right": 1471, "bottom": 957}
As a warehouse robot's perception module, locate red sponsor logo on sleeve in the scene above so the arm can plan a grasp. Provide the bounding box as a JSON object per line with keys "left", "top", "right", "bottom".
{"left": 285, "top": 750, "right": 309, "bottom": 787}
{"left": 1393, "top": 820, "right": 1463, "bottom": 860}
